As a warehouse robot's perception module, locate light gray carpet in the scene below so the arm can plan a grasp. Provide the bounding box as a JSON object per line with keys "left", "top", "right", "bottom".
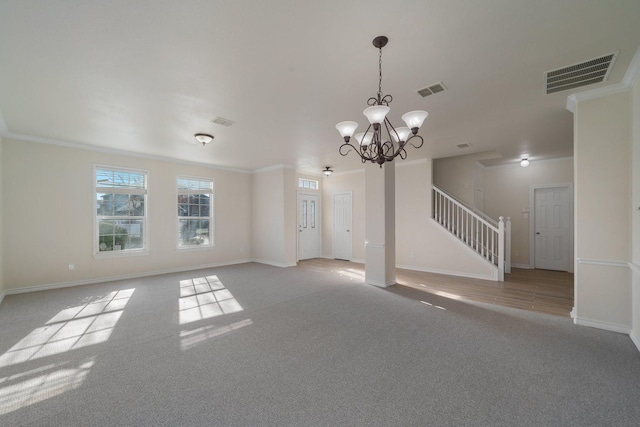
{"left": 1, "top": 262, "right": 639, "bottom": 426}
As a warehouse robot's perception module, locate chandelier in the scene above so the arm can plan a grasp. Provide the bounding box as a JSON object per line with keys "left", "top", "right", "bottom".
{"left": 336, "top": 36, "right": 428, "bottom": 167}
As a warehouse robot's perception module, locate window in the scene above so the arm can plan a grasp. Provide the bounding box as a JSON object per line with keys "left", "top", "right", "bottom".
{"left": 95, "top": 166, "right": 147, "bottom": 256}
{"left": 177, "top": 176, "right": 214, "bottom": 248}
{"left": 298, "top": 178, "right": 318, "bottom": 190}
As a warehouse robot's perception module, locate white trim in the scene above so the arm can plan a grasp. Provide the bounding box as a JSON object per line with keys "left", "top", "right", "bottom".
{"left": 396, "top": 263, "right": 497, "bottom": 281}
{"left": 623, "top": 43, "right": 640, "bottom": 86}
{"left": 511, "top": 263, "right": 531, "bottom": 269}
{"left": 566, "top": 83, "right": 628, "bottom": 113}
{"left": 176, "top": 175, "right": 215, "bottom": 250}
{"left": 628, "top": 262, "right": 640, "bottom": 273}
{"left": 252, "top": 164, "right": 296, "bottom": 174}
{"left": 529, "top": 183, "right": 574, "bottom": 272}
{"left": 631, "top": 331, "right": 640, "bottom": 353}
{"left": 251, "top": 259, "right": 297, "bottom": 268}
{"left": 297, "top": 191, "right": 322, "bottom": 261}
{"left": 0, "top": 111, "right": 7, "bottom": 134}
{"left": 0, "top": 291, "right": 5, "bottom": 306}
{"left": 365, "top": 279, "right": 395, "bottom": 287}
{"left": 4, "top": 259, "right": 252, "bottom": 296}
{"left": 483, "top": 156, "right": 573, "bottom": 169}
{"left": 576, "top": 258, "right": 629, "bottom": 268}
{"left": 1, "top": 132, "right": 251, "bottom": 174}
{"left": 574, "top": 317, "right": 631, "bottom": 335}
{"left": 565, "top": 44, "right": 640, "bottom": 112}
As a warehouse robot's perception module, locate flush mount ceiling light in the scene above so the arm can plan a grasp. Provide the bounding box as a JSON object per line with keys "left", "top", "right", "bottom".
{"left": 322, "top": 167, "right": 333, "bottom": 177}
{"left": 194, "top": 133, "right": 214, "bottom": 146}
{"left": 520, "top": 158, "right": 530, "bottom": 167}
{"left": 336, "top": 36, "right": 428, "bottom": 167}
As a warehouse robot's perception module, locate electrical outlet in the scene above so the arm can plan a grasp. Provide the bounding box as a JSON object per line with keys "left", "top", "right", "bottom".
{"left": 68, "top": 264, "right": 75, "bottom": 271}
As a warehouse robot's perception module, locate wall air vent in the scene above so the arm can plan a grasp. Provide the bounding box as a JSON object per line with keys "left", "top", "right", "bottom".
{"left": 211, "top": 117, "right": 236, "bottom": 127}
{"left": 418, "top": 81, "right": 447, "bottom": 97}
{"left": 545, "top": 52, "right": 617, "bottom": 94}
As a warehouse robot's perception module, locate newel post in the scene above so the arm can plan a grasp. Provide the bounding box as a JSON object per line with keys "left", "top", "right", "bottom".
{"left": 498, "top": 216, "right": 505, "bottom": 281}
{"left": 505, "top": 217, "right": 512, "bottom": 274}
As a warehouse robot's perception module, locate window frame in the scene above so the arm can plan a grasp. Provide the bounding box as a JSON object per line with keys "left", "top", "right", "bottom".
{"left": 176, "top": 175, "right": 215, "bottom": 251}
{"left": 298, "top": 178, "right": 318, "bottom": 190}
{"left": 93, "top": 164, "right": 149, "bottom": 259}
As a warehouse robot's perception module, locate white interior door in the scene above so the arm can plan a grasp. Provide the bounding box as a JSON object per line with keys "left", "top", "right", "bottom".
{"left": 333, "top": 192, "right": 352, "bottom": 261}
{"left": 534, "top": 187, "right": 570, "bottom": 271}
{"left": 298, "top": 193, "right": 320, "bottom": 260}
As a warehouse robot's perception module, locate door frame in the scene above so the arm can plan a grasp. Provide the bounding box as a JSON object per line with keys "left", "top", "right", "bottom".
{"left": 332, "top": 191, "right": 353, "bottom": 261}
{"left": 297, "top": 191, "right": 321, "bottom": 261}
{"left": 528, "top": 183, "right": 573, "bottom": 272}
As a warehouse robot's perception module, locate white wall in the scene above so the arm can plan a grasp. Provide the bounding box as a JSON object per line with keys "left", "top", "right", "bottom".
{"left": 0, "top": 135, "right": 4, "bottom": 302}
{"left": 574, "top": 91, "right": 631, "bottom": 332}
{"left": 322, "top": 170, "right": 365, "bottom": 261}
{"left": 323, "top": 160, "right": 496, "bottom": 280}
{"left": 251, "top": 166, "right": 297, "bottom": 267}
{"left": 3, "top": 138, "right": 252, "bottom": 292}
{"left": 631, "top": 75, "right": 640, "bottom": 349}
{"left": 482, "top": 158, "right": 573, "bottom": 268}
{"left": 433, "top": 151, "right": 501, "bottom": 206}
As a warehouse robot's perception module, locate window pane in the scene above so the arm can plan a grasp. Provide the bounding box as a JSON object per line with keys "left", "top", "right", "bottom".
{"left": 311, "top": 200, "right": 315, "bottom": 228}
{"left": 96, "top": 167, "right": 147, "bottom": 255}
{"left": 179, "top": 219, "right": 210, "bottom": 246}
{"left": 96, "top": 168, "right": 145, "bottom": 189}
{"left": 303, "top": 201, "right": 307, "bottom": 228}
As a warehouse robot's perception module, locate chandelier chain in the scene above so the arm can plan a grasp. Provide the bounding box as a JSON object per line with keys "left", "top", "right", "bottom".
{"left": 378, "top": 47, "right": 383, "bottom": 101}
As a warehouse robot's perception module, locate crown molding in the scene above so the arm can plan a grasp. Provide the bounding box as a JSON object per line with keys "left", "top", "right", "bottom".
{"left": 566, "top": 44, "right": 640, "bottom": 113}
{"left": 251, "top": 163, "right": 296, "bottom": 174}
{"left": 1, "top": 130, "right": 253, "bottom": 174}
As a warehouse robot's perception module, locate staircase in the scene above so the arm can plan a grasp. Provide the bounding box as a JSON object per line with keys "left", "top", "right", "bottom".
{"left": 432, "top": 185, "right": 511, "bottom": 281}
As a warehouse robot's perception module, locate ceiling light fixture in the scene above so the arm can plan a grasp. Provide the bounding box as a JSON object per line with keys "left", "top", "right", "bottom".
{"left": 322, "top": 167, "right": 333, "bottom": 177}
{"left": 194, "top": 133, "right": 214, "bottom": 146}
{"left": 336, "top": 36, "right": 428, "bottom": 167}
{"left": 520, "top": 158, "right": 530, "bottom": 167}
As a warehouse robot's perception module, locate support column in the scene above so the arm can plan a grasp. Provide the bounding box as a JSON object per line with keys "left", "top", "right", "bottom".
{"left": 364, "top": 161, "right": 396, "bottom": 287}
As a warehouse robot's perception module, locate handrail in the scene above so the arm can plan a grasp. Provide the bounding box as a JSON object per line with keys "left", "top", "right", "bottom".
{"left": 432, "top": 185, "right": 510, "bottom": 280}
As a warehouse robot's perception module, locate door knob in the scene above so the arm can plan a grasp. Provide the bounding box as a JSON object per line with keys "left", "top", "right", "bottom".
{"left": 347, "top": 230, "right": 350, "bottom": 232}
{"left": 536, "top": 232, "right": 540, "bottom": 235}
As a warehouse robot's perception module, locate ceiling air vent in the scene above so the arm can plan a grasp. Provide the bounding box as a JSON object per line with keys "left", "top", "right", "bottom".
{"left": 545, "top": 52, "right": 617, "bottom": 94}
{"left": 211, "top": 117, "right": 236, "bottom": 127}
{"left": 456, "top": 143, "right": 471, "bottom": 149}
{"left": 418, "top": 81, "right": 447, "bottom": 97}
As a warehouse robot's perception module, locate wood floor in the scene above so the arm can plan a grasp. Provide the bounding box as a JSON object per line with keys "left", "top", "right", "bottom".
{"left": 298, "top": 258, "right": 574, "bottom": 317}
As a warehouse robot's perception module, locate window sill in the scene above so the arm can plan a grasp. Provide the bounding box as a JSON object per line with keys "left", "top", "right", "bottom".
{"left": 94, "top": 249, "right": 149, "bottom": 259}
{"left": 176, "top": 244, "right": 215, "bottom": 252}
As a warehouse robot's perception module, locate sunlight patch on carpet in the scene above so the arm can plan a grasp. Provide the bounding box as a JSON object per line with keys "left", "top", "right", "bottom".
{"left": 0, "top": 289, "right": 135, "bottom": 368}
{"left": 179, "top": 275, "right": 243, "bottom": 325}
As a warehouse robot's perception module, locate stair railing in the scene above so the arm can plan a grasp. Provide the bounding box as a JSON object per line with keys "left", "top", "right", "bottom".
{"left": 432, "top": 185, "right": 510, "bottom": 280}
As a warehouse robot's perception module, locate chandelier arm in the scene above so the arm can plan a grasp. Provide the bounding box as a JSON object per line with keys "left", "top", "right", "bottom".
{"left": 339, "top": 142, "right": 358, "bottom": 156}
{"left": 406, "top": 134, "right": 424, "bottom": 149}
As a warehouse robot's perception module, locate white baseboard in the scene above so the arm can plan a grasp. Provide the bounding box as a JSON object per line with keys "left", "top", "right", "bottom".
{"left": 631, "top": 330, "right": 640, "bottom": 353}
{"left": 396, "top": 263, "right": 497, "bottom": 281}
{"left": 574, "top": 316, "right": 631, "bottom": 335}
{"left": 5, "top": 259, "right": 252, "bottom": 296}
{"left": 511, "top": 263, "right": 531, "bottom": 269}
{"left": 251, "top": 259, "right": 297, "bottom": 268}
{"left": 0, "top": 291, "right": 5, "bottom": 306}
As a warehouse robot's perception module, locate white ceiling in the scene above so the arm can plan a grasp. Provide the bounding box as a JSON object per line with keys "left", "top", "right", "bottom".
{"left": 1, "top": 0, "right": 639, "bottom": 173}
